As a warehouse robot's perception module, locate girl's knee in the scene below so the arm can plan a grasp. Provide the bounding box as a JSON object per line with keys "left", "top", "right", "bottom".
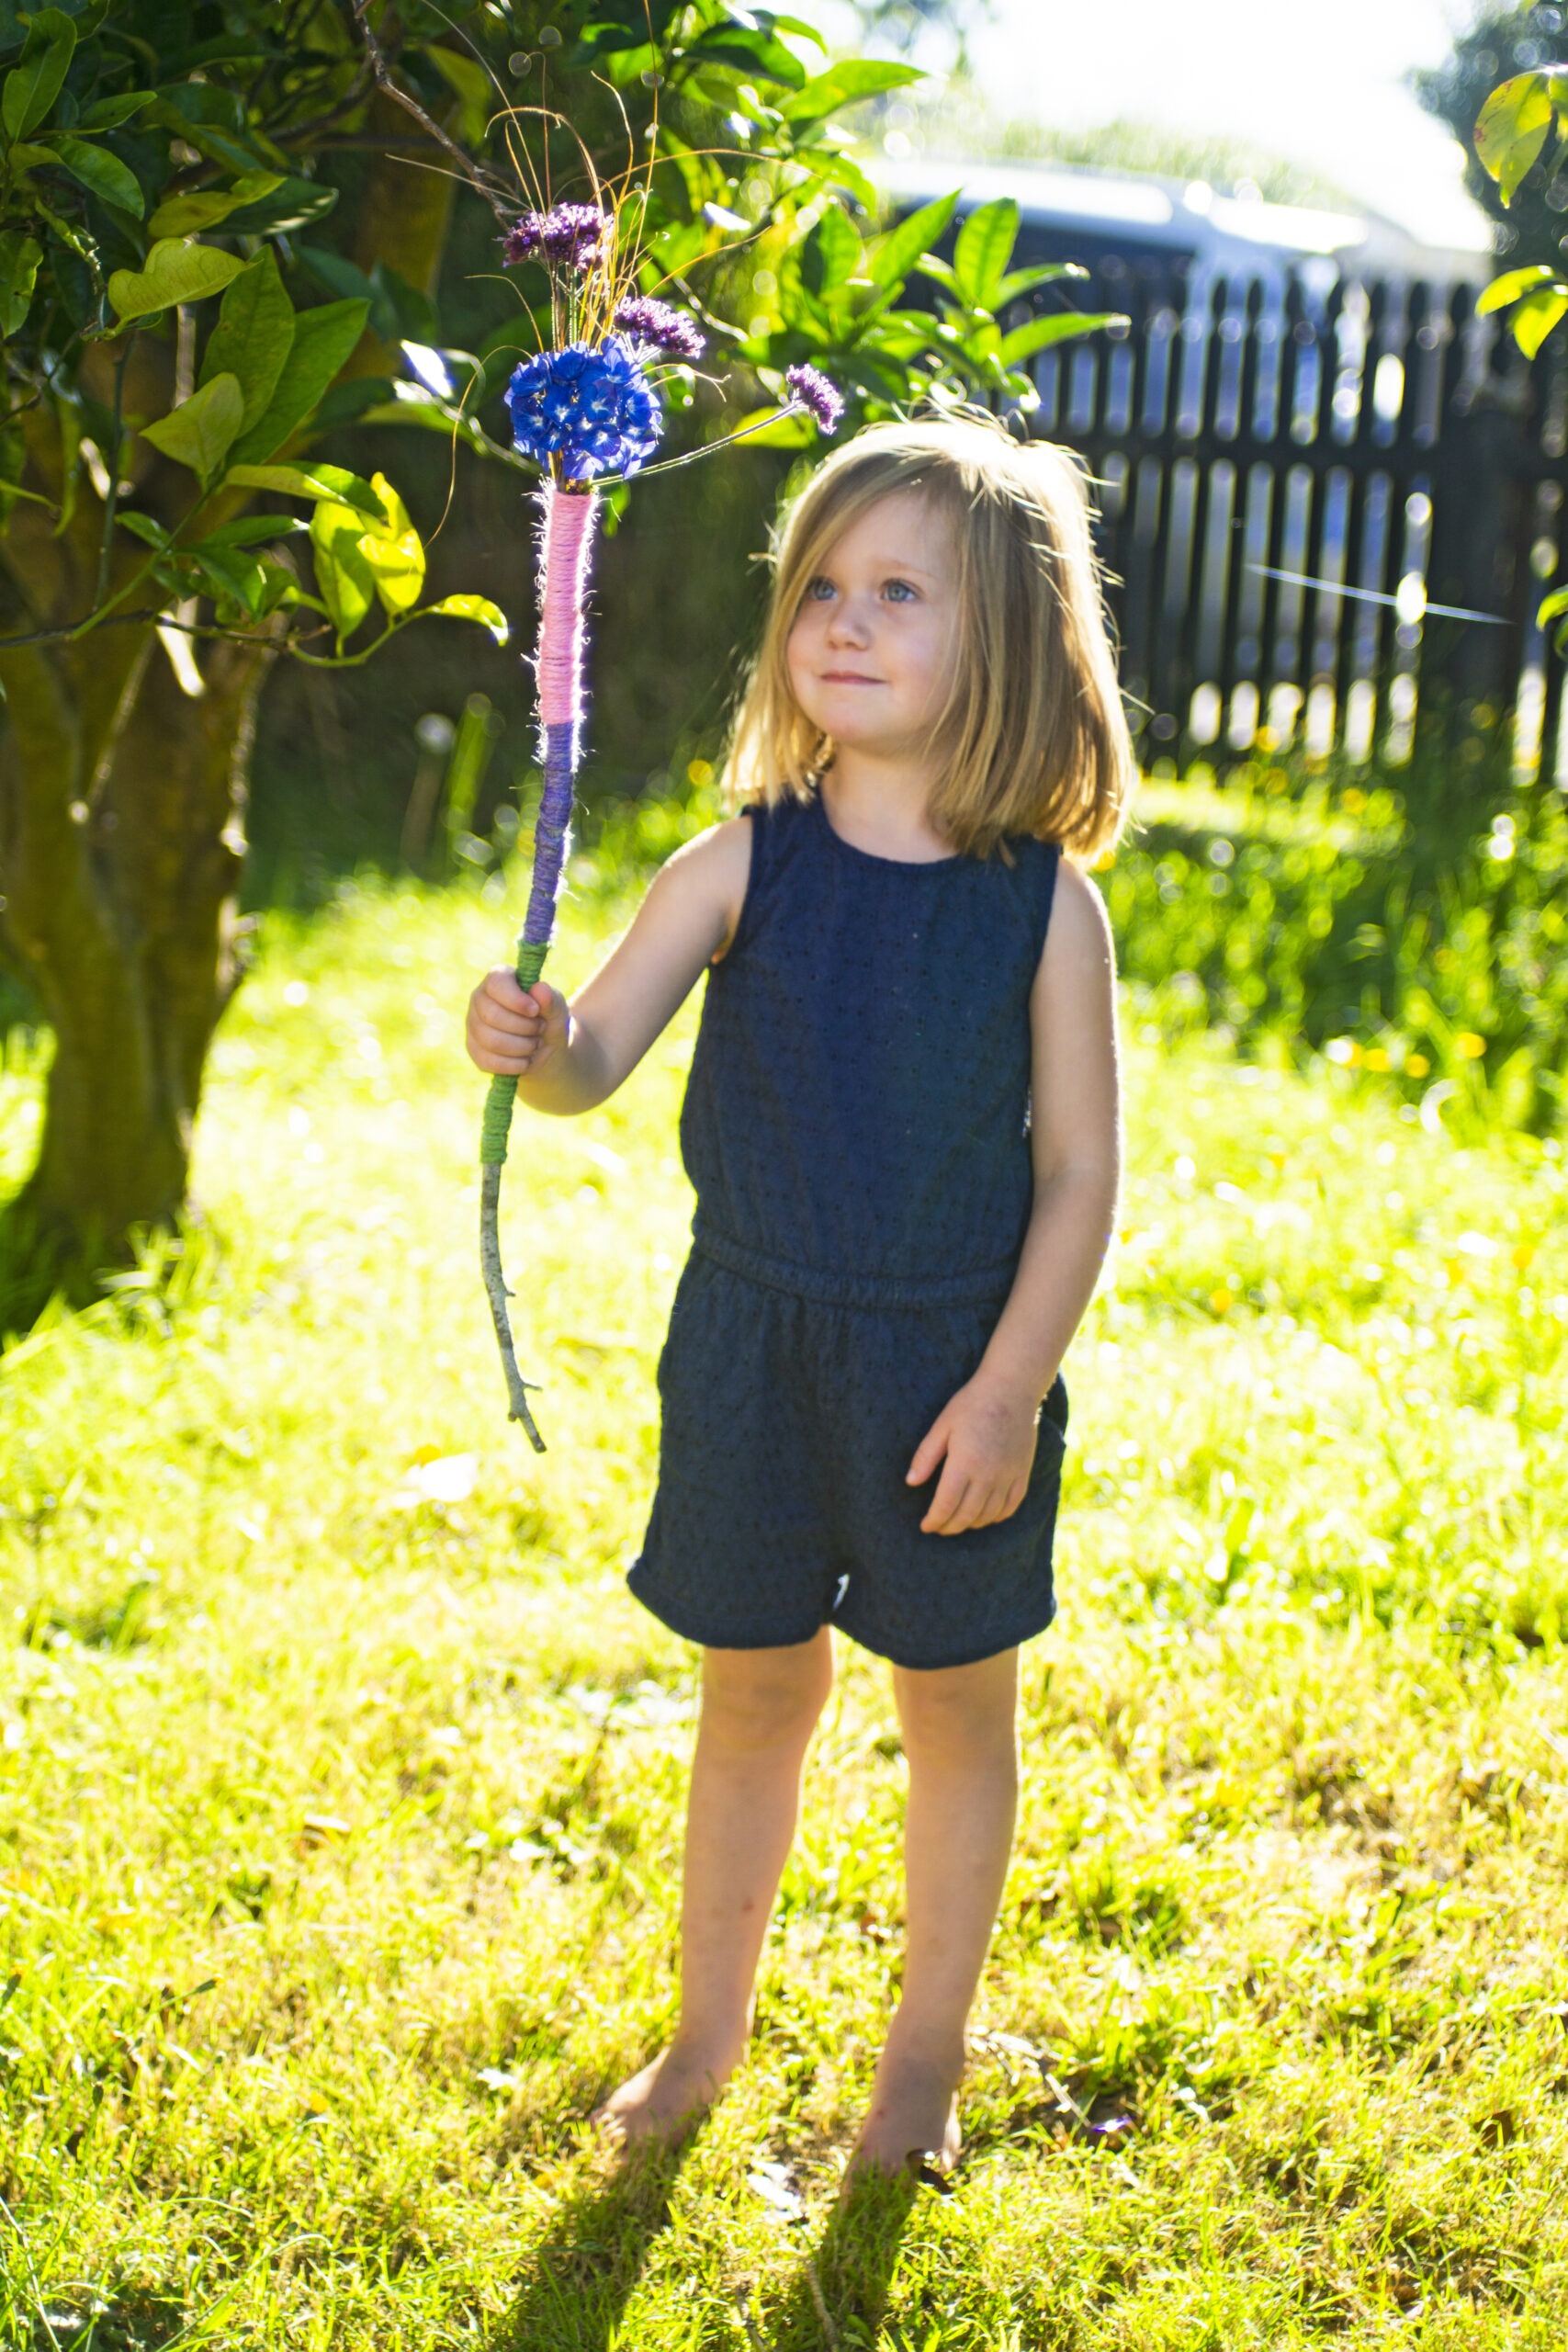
{"left": 700, "top": 1633, "right": 833, "bottom": 1752}
{"left": 895, "top": 1649, "right": 1018, "bottom": 1764}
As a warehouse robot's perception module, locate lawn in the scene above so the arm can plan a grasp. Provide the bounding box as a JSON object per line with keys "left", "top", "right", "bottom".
{"left": 1, "top": 863, "right": 1565, "bottom": 2350}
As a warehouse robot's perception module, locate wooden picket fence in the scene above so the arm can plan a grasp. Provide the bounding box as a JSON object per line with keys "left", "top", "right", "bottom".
{"left": 1011, "top": 234, "right": 1568, "bottom": 774}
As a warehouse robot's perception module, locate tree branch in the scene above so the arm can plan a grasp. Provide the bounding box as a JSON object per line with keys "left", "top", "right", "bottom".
{"left": 351, "top": 0, "right": 514, "bottom": 223}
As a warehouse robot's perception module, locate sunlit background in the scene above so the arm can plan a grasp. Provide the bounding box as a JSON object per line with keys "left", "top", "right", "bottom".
{"left": 807, "top": 0, "right": 1493, "bottom": 251}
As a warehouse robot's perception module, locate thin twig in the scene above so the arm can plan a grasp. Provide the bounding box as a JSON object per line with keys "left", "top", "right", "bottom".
{"left": 351, "top": 0, "right": 513, "bottom": 223}
{"left": 596, "top": 400, "right": 809, "bottom": 487}
{"left": 479, "top": 1162, "right": 546, "bottom": 1450}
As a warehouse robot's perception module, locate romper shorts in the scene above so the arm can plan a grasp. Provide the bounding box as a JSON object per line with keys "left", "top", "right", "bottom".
{"left": 627, "top": 1237, "right": 1068, "bottom": 1673}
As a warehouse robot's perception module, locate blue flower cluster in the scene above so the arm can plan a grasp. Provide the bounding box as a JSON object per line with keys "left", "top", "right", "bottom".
{"left": 505, "top": 336, "right": 663, "bottom": 481}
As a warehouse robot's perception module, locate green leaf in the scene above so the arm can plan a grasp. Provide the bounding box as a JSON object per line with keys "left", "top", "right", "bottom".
{"left": 79, "top": 91, "right": 156, "bottom": 131}
{"left": 995, "top": 262, "right": 1088, "bottom": 305}
{"left": 254, "top": 558, "right": 310, "bottom": 617}
{"left": 777, "top": 59, "right": 920, "bottom": 122}
{"left": 682, "top": 22, "right": 809, "bottom": 88}
{"left": 148, "top": 171, "right": 281, "bottom": 239}
{"left": 1476, "top": 263, "right": 1558, "bottom": 315}
{"left": 820, "top": 153, "right": 878, "bottom": 213}
{"left": 423, "top": 593, "right": 510, "bottom": 646}
{"left": 310, "top": 497, "right": 377, "bottom": 644}
{"left": 952, "top": 198, "right": 1019, "bottom": 311}
{"left": 999, "top": 311, "right": 1127, "bottom": 366}
{"left": 220, "top": 175, "right": 339, "bottom": 238}
{"left": 728, "top": 403, "right": 814, "bottom": 448}
{"left": 1538, "top": 583, "right": 1568, "bottom": 626}
{"left": 190, "top": 544, "right": 267, "bottom": 613}
{"left": 224, "top": 461, "right": 387, "bottom": 522}
{"left": 107, "top": 237, "right": 245, "bottom": 321}
{"left": 356, "top": 523, "right": 424, "bottom": 614}
{"left": 117, "top": 510, "right": 170, "bottom": 549}
{"left": 225, "top": 299, "right": 369, "bottom": 466}
{"left": 44, "top": 132, "right": 144, "bottom": 217}
{"left": 800, "top": 204, "right": 859, "bottom": 299}
{"left": 200, "top": 248, "right": 294, "bottom": 432}
{"left": 863, "top": 192, "right": 958, "bottom": 292}
{"left": 296, "top": 246, "right": 429, "bottom": 344}
{"left": 295, "top": 245, "right": 375, "bottom": 305}
{"left": 355, "top": 469, "right": 424, "bottom": 615}
{"left": 2, "top": 8, "right": 76, "bottom": 142}
{"left": 353, "top": 395, "right": 495, "bottom": 456}
{"left": 1511, "top": 285, "right": 1568, "bottom": 357}
{"left": 139, "top": 372, "right": 244, "bottom": 481}
{"left": 1475, "top": 71, "right": 1555, "bottom": 208}
{"left": 193, "top": 514, "right": 307, "bottom": 550}
{"left": 421, "top": 42, "right": 491, "bottom": 143}
{"left": 0, "top": 229, "right": 41, "bottom": 338}
{"left": 765, "top": 13, "right": 829, "bottom": 49}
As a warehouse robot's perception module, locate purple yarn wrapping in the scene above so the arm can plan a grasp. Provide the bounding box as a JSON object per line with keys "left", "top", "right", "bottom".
{"left": 523, "top": 718, "right": 578, "bottom": 948}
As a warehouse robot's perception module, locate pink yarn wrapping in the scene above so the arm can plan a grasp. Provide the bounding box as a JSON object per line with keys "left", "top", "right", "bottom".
{"left": 536, "top": 484, "right": 599, "bottom": 725}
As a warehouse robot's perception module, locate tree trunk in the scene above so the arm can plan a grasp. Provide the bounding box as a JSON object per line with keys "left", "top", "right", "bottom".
{"left": 0, "top": 139, "right": 457, "bottom": 1329}
{"left": 0, "top": 339, "right": 272, "bottom": 1324}
{"left": 0, "top": 624, "right": 272, "bottom": 1321}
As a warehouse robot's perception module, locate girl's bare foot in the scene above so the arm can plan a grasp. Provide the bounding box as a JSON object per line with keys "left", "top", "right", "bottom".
{"left": 850, "top": 2035, "right": 964, "bottom": 2178}
{"left": 592, "top": 2034, "right": 744, "bottom": 2146}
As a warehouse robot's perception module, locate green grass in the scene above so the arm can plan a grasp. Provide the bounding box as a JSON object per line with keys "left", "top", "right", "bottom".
{"left": 1, "top": 863, "right": 1566, "bottom": 2349}
{"left": 1109, "top": 761, "right": 1568, "bottom": 1135}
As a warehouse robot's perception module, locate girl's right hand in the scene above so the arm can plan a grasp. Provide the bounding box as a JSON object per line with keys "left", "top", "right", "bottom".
{"left": 465, "top": 967, "right": 570, "bottom": 1077}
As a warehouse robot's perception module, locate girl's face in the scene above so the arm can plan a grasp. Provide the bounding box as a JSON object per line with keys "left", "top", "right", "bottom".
{"left": 785, "top": 490, "right": 960, "bottom": 764}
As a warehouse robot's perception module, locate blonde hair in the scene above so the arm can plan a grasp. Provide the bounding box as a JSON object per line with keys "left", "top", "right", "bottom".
{"left": 724, "top": 410, "right": 1135, "bottom": 862}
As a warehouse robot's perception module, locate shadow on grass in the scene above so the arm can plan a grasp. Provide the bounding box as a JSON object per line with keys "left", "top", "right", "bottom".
{"left": 760, "top": 2165, "right": 919, "bottom": 2351}
{"left": 489, "top": 2128, "right": 699, "bottom": 2352}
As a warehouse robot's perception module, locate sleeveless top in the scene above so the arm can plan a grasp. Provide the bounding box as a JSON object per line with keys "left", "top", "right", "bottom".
{"left": 680, "top": 791, "right": 1061, "bottom": 1310}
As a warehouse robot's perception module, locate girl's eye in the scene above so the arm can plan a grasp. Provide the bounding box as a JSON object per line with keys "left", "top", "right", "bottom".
{"left": 806, "top": 576, "right": 836, "bottom": 602}
{"left": 884, "top": 579, "right": 917, "bottom": 603}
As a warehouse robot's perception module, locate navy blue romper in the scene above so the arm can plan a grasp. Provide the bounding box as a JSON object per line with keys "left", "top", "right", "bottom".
{"left": 627, "top": 790, "right": 1068, "bottom": 1673}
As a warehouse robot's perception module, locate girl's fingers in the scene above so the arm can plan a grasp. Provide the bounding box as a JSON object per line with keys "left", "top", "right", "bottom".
{"left": 906, "top": 1419, "right": 949, "bottom": 1486}
{"left": 926, "top": 1467, "right": 1026, "bottom": 1533}
{"left": 471, "top": 1002, "right": 542, "bottom": 1042}
{"left": 483, "top": 966, "right": 534, "bottom": 1011}
{"left": 920, "top": 1469, "right": 970, "bottom": 1534}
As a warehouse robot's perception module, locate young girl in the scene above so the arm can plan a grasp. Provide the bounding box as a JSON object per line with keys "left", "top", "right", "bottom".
{"left": 467, "top": 412, "right": 1132, "bottom": 2176}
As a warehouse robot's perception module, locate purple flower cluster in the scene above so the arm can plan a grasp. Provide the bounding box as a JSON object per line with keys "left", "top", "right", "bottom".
{"left": 613, "top": 295, "right": 705, "bottom": 362}
{"left": 505, "top": 336, "right": 662, "bottom": 481}
{"left": 785, "top": 364, "right": 844, "bottom": 432}
{"left": 503, "top": 204, "right": 609, "bottom": 271}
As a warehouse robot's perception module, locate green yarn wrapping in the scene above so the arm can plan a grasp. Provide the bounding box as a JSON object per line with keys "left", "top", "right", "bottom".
{"left": 478, "top": 939, "right": 550, "bottom": 1167}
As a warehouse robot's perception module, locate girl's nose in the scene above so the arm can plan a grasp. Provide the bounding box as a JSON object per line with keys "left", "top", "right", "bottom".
{"left": 826, "top": 595, "right": 872, "bottom": 645}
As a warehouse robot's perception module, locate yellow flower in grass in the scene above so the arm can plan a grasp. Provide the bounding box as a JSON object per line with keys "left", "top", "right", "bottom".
{"left": 1453, "top": 1033, "right": 1487, "bottom": 1060}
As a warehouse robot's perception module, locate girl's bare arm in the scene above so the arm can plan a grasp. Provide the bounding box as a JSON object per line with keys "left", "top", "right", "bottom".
{"left": 909, "top": 861, "right": 1122, "bottom": 1533}
{"left": 465, "top": 818, "right": 753, "bottom": 1114}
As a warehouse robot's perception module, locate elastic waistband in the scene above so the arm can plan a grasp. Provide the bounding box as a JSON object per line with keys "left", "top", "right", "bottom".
{"left": 691, "top": 1224, "right": 1015, "bottom": 1311}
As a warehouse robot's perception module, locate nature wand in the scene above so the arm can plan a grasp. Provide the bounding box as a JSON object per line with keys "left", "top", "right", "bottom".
{"left": 477, "top": 203, "right": 841, "bottom": 1449}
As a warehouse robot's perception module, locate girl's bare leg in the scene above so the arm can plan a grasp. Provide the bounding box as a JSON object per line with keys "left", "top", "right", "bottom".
{"left": 853, "top": 1646, "right": 1019, "bottom": 2173}
{"left": 594, "top": 1629, "right": 833, "bottom": 2142}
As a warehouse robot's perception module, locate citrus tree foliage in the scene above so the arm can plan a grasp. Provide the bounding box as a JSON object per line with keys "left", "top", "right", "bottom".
{"left": 0, "top": 0, "right": 1102, "bottom": 664}
{"left": 0, "top": 0, "right": 1116, "bottom": 1313}
{"left": 1416, "top": 4, "right": 1568, "bottom": 266}
{"left": 1422, "top": 4, "right": 1568, "bottom": 650}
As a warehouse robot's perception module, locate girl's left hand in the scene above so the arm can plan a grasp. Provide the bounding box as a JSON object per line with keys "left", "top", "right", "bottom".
{"left": 907, "top": 1377, "right": 1039, "bottom": 1535}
